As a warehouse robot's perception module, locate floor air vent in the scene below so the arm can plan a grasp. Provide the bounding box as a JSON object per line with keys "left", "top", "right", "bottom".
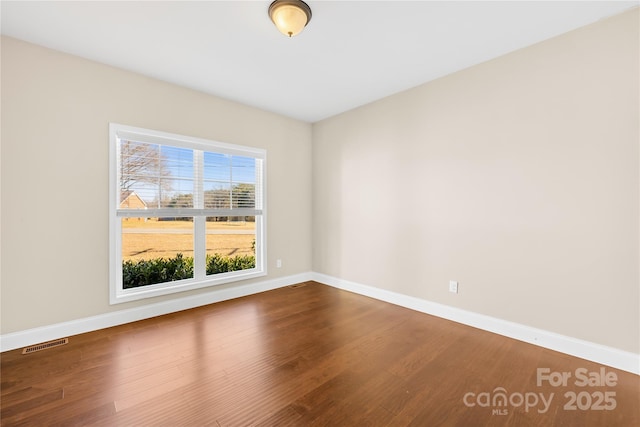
{"left": 289, "top": 283, "right": 307, "bottom": 289}
{"left": 22, "top": 338, "right": 69, "bottom": 355}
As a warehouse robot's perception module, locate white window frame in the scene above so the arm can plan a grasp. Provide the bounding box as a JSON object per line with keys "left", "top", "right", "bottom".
{"left": 109, "top": 123, "right": 266, "bottom": 304}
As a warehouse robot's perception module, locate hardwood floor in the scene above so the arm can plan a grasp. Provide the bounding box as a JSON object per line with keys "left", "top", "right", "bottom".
{"left": 1, "top": 282, "right": 638, "bottom": 426}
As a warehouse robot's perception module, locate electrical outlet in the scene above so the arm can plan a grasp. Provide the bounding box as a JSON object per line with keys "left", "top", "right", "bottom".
{"left": 449, "top": 280, "right": 458, "bottom": 294}
{"left": 276, "top": 259, "right": 282, "bottom": 268}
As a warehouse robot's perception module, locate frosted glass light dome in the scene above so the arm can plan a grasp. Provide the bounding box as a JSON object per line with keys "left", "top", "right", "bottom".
{"left": 269, "top": 0, "right": 312, "bottom": 37}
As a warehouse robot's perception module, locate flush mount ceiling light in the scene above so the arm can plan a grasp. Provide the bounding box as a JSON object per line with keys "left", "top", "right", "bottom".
{"left": 269, "top": 0, "right": 312, "bottom": 37}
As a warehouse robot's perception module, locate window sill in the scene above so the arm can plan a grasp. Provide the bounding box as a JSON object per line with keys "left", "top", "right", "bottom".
{"left": 110, "top": 268, "right": 267, "bottom": 304}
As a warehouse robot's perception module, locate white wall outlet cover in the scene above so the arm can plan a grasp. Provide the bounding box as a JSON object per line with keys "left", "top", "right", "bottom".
{"left": 449, "top": 280, "right": 458, "bottom": 293}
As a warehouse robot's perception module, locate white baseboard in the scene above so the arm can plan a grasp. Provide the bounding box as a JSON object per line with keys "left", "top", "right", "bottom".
{"left": 3, "top": 271, "right": 638, "bottom": 375}
{"left": 311, "top": 272, "right": 640, "bottom": 375}
{"left": 0, "top": 272, "right": 312, "bottom": 353}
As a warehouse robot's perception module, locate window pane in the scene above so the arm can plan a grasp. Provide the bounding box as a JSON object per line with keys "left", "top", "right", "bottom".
{"left": 231, "top": 156, "right": 256, "bottom": 209}
{"left": 233, "top": 183, "right": 255, "bottom": 208}
{"left": 205, "top": 216, "right": 256, "bottom": 275}
{"left": 204, "top": 182, "right": 232, "bottom": 209}
{"left": 202, "top": 153, "right": 257, "bottom": 210}
{"left": 231, "top": 156, "right": 256, "bottom": 185}
{"left": 203, "top": 152, "right": 231, "bottom": 209}
{"left": 121, "top": 218, "right": 194, "bottom": 289}
{"left": 203, "top": 152, "right": 231, "bottom": 181}
{"left": 119, "top": 140, "right": 194, "bottom": 209}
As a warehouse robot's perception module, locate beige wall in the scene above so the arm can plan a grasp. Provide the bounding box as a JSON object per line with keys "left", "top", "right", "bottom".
{"left": 313, "top": 9, "right": 639, "bottom": 353}
{"left": 2, "top": 9, "right": 638, "bottom": 355}
{"left": 1, "top": 37, "right": 312, "bottom": 334}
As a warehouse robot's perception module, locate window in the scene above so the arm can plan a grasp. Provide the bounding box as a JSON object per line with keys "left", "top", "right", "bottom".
{"left": 109, "top": 124, "right": 266, "bottom": 304}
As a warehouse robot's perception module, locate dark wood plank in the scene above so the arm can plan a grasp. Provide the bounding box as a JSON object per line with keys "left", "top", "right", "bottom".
{"left": 1, "top": 282, "right": 638, "bottom": 426}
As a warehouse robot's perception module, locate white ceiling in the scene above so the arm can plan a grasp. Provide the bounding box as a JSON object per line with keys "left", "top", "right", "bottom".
{"left": 1, "top": 1, "right": 638, "bottom": 123}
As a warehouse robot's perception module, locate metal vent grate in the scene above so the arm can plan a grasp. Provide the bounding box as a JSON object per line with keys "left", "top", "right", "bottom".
{"left": 22, "top": 338, "right": 69, "bottom": 355}
{"left": 289, "top": 283, "right": 307, "bottom": 289}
